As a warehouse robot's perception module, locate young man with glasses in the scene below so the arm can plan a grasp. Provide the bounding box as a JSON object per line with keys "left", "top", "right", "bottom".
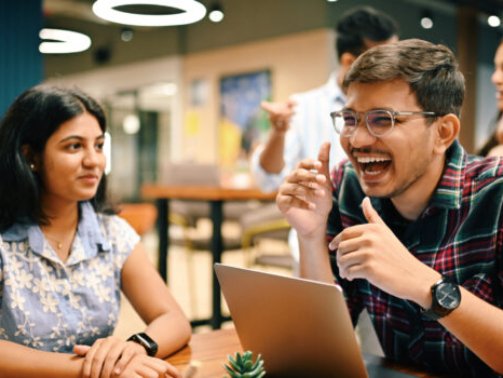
{"left": 277, "top": 38, "right": 503, "bottom": 377}
{"left": 248, "top": 6, "right": 398, "bottom": 283}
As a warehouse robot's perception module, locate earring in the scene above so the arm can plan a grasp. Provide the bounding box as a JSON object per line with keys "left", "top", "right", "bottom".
{"left": 30, "top": 164, "right": 35, "bottom": 171}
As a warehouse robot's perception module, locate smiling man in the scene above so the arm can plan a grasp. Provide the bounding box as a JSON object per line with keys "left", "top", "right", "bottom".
{"left": 276, "top": 39, "right": 503, "bottom": 377}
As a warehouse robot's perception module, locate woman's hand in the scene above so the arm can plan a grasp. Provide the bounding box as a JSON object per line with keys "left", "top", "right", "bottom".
{"left": 74, "top": 335, "right": 164, "bottom": 378}
{"left": 117, "top": 354, "right": 182, "bottom": 378}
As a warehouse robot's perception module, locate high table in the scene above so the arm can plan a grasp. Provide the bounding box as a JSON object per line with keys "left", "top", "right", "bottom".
{"left": 167, "top": 328, "right": 449, "bottom": 378}
{"left": 141, "top": 184, "right": 277, "bottom": 329}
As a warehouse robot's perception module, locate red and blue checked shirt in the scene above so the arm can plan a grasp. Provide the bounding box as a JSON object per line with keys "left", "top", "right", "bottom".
{"left": 327, "top": 140, "right": 503, "bottom": 378}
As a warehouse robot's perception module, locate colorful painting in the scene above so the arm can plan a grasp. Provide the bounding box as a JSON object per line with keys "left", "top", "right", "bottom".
{"left": 219, "top": 70, "right": 271, "bottom": 169}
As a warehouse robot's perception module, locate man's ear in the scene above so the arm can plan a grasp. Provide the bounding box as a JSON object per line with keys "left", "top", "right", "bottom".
{"left": 340, "top": 52, "right": 357, "bottom": 69}
{"left": 433, "top": 114, "right": 460, "bottom": 155}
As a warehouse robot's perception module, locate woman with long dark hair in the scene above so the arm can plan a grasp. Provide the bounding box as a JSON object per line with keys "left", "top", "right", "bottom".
{"left": 479, "top": 40, "right": 503, "bottom": 157}
{"left": 0, "top": 84, "right": 190, "bottom": 377}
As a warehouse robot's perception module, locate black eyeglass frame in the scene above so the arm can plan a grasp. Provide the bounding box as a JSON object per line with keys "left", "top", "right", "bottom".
{"left": 330, "top": 108, "right": 439, "bottom": 138}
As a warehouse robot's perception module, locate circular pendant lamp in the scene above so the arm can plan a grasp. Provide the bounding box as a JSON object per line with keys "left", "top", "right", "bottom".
{"left": 92, "top": 0, "right": 207, "bottom": 27}
{"left": 39, "top": 28, "right": 92, "bottom": 54}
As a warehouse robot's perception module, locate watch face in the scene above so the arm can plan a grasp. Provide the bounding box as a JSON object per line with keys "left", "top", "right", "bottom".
{"left": 436, "top": 282, "right": 461, "bottom": 309}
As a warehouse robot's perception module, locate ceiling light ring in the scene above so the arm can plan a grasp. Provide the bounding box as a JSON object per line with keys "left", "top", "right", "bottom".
{"left": 92, "top": 0, "right": 207, "bottom": 27}
{"left": 39, "top": 28, "right": 92, "bottom": 54}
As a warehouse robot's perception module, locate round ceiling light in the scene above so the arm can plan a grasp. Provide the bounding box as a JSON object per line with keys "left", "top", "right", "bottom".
{"left": 39, "top": 28, "right": 92, "bottom": 54}
{"left": 92, "top": 0, "right": 207, "bottom": 27}
{"left": 488, "top": 15, "right": 501, "bottom": 28}
{"left": 209, "top": 4, "right": 224, "bottom": 23}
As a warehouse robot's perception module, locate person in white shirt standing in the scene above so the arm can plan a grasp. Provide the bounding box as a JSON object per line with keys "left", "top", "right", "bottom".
{"left": 250, "top": 6, "right": 399, "bottom": 262}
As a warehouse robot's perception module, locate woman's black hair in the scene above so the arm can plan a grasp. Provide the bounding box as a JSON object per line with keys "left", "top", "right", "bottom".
{"left": 478, "top": 112, "right": 502, "bottom": 156}
{"left": 479, "top": 38, "right": 503, "bottom": 157}
{"left": 0, "top": 84, "right": 116, "bottom": 231}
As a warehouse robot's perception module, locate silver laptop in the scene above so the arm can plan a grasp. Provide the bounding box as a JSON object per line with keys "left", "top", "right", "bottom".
{"left": 215, "top": 264, "right": 415, "bottom": 378}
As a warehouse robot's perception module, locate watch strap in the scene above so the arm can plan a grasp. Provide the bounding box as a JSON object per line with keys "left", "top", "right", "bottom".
{"left": 421, "top": 305, "right": 444, "bottom": 320}
{"left": 127, "top": 332, "right": 158, "bottom": 356}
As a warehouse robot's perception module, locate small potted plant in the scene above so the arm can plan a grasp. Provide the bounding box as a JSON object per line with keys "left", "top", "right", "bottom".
{"left": 222, "top": 350, "right": 266, "bottom": 378}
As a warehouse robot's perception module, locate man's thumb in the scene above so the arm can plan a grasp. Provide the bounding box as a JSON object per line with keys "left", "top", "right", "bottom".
{"left": 362, "top": 197, "right": 385, "bottom": 225}
{"left": 318, "top": 141, "right": 331, "bottom": 178}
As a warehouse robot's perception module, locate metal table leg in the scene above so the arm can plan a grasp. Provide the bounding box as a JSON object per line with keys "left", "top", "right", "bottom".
{"left": 156, "top": 198, "right": 169, "bottom": 282}
{"left": 210, "top": 200, "right": 224, "bottom": 329}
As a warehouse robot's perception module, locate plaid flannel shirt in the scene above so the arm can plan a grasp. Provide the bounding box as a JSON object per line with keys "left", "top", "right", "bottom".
{"left": 327, "top": 140, "right": 503, "bottom": 377}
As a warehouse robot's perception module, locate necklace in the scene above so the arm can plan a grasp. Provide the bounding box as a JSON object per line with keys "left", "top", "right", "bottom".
{"left": 44, "top": 235, "right": 64, "bottom": 249}
{"left": 41, "top": 221, "right": 78, "bottom": 252}
{"left": 43, "top": 233, "right": 71, "bottom": 250}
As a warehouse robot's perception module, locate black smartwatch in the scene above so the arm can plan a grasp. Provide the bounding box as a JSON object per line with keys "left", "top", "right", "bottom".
{"left": 127, "top": 332, "right": 158, "bottom": 356}
{"left": 422, "top": 276, "right": 461, "bottom": 320}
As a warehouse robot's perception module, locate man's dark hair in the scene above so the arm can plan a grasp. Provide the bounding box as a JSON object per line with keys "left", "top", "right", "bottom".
{"left": 336, "top": 6, "right": 399, "bottom": 60}
{"left": 0, "top": 84, "right": 115, "bottom": 231}
{"left": 343, "top": 39, "right": 465, "bottom": 118}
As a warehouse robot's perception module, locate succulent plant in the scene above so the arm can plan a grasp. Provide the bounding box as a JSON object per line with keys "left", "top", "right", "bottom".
{"left": 222, "top": 350, "right": 266, "bottom": 378}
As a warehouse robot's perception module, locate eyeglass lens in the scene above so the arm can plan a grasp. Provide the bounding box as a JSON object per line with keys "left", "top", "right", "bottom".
{"left": 338, "top": 110, "right": 393, "bottom": 136}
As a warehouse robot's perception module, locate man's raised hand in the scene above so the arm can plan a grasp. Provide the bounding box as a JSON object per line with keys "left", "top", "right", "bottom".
{"left": 261, "top": 99, "right": 297, "bottom": 132}
{"left": 276, "top": 142, "right": 333, "bottom": 238}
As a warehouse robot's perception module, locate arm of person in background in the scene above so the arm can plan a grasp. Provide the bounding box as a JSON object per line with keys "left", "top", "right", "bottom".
{"left": 73, "top": 241, "right": 191, "bottom": 378}
{"left": 250, "top": 99, "right": 302, "bottom": 192}
{"left": 258, "top": 99, "right": 297, "bottom": 174}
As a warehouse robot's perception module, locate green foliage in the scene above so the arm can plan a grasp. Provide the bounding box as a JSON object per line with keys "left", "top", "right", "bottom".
{"left": 222, "top": 350, "right": 266, "bottom": 378}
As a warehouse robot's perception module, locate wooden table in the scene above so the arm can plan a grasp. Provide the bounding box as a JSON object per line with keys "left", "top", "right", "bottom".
{"left": 167, "top": 328, "right": 242, "bottom": 378}
{"left": 168, "top": 328, "right": 448, "bottom": 378}
{"left": 141, "top": 184, "right": 277, "bottom": 329}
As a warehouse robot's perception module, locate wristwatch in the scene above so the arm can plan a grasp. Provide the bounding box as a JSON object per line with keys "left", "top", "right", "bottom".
{"left": 422, "top": 276, "right": 461, "bottom": 320}
{"left": 127, "top": 332, "right": 158, "bottom": 356}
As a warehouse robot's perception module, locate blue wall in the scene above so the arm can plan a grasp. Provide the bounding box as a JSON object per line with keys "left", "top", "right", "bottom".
{"left": 0, "top": 0, "right": 44, "bottom": 118}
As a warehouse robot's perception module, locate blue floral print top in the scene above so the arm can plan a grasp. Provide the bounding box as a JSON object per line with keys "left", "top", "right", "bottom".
{"left": 0, "top": 201, "right": 140, "bottom": 353}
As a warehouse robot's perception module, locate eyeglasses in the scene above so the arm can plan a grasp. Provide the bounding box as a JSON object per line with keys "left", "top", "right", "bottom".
{"left": 330, "top": 109, "right": 438, "bottom": 138}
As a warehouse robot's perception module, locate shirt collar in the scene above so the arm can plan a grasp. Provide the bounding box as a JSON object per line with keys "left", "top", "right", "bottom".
{"left": 2, "top": 201, "right": 110, "bottom": 265}
{"left": 76, "top": 201, "right": 111, "bottom": 258}
{"left": 427, "top": 139, "right": 464, "bottom": 210}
